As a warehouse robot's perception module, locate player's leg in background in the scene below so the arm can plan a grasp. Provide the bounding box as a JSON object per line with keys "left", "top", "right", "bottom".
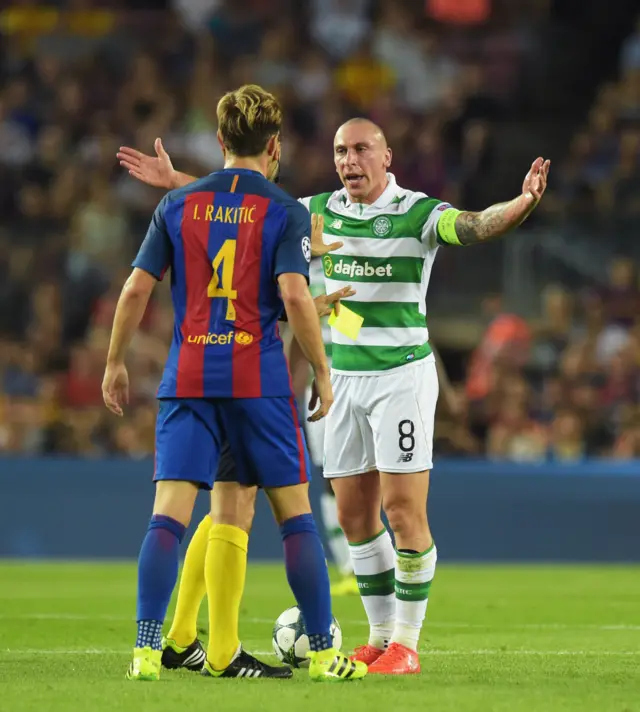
{"left": 129, "top": 398, "right": 216, "bottom": 680}
{"left": 164, "top": 472, "right": 257, "bottom": 670}
{"left": 320, "top": 481, "right": 359, "bottom": 594}
{"left": 304, "top": 387, "right": 357, "bottom": 595}
{"left": 323, "top": 373, "right": 396, "bottom": 660}
{"left": 164, "top": 515, "right": 211, "bottom": 651}
{"left": 203, "top": 481, "right": 257, "bottom": 671}
{"left": 367, "top": 359, "right": 439, "bottom": 674}
{"left": 166, "top": 441, "right": 256, "bottom": 652}
{"left": 199, "top": 480, "right": 292, "bottom": 679}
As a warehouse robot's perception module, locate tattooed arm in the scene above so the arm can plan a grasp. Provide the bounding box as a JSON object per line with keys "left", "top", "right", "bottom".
{"left": 438, "top": 158, "right": 551, "bottom": 246}
{"left": 455, "top": 193, "right": 538, "bottom": 245}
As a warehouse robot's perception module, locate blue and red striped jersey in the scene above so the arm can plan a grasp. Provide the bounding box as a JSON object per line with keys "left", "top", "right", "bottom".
{"left": 132, "top": 168, "right": 311, "bottom": 398}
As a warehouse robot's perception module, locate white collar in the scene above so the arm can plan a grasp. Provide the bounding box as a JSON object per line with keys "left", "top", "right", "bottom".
{"left": 340, "top": 173, "right": 399, "bottom": 210}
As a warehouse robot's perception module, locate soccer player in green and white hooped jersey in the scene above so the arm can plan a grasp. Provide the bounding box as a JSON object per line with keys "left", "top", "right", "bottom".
{"left": 117, "top": 119, "right": 550, "bottom": 675}
{"left": 300, "top": 119, "right": 548, "bottom": 675}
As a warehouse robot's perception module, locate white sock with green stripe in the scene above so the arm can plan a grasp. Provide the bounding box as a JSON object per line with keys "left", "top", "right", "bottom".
{"left": 320, "top": 493, "right": 353, "bottom": 576}
{"left": 349, "top": 529, "right": 395, "bottom": 650}
{"left": 392, "top": 543, "right": 437, "bottom": 651}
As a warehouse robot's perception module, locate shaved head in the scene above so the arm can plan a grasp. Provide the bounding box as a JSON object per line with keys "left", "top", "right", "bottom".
{"left": 336, "top": 118, "right": 388, "bottom": 148}
{"left": 333, "top": 118, "right": 392, "bottom": 203}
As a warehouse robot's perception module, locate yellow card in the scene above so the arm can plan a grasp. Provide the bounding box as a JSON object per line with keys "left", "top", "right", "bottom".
{"left": 328, "top": 304, "right": 363, "bottom": 341}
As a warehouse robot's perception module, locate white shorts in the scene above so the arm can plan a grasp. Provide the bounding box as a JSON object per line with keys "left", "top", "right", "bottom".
{"left": 304, "top": 386, "right": 326, "bottom": 467}
{"left": 323, "top": 357, "right": 439, "bottom": 478}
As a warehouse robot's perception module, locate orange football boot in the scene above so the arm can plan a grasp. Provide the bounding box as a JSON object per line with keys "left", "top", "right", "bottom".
{"left": 350, "top": 644, "right": 384, "bottom": 665}
{"left": 367, "top": 642, "right": 421, "bottom": 675}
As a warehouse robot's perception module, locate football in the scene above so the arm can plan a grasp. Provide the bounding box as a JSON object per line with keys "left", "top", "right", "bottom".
{"left": 272, "top": 605, "right": 343, "bottom": 668}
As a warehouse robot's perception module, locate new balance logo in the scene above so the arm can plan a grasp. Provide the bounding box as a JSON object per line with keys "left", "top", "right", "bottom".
{"left": 397, "top": 453, "right": 413, "bottom": 463}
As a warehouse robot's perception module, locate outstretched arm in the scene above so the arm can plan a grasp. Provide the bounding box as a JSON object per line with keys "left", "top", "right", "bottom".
{"left": 117, "top": 138, "right": 198, "bottom": 190}
{"left": 440, "top": 158, "right": 551, "bottom": 246}
{"left": 171, "top": 171, "right": 198, "bottom": 189}
{"left": 117, "top": 141, "right": 345, "bottom": 258}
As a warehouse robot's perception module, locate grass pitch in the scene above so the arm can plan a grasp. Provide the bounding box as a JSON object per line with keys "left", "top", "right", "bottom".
{"left": 1, "top": 563, "right": 639, "bottom": 712}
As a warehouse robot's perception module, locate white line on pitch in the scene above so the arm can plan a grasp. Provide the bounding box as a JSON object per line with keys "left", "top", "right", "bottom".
{"left": 2, "top": 614, "right": 640, "bottom": 632}
{"left": 423, "top": 650, "right": 640, "bottom": 656}
{"left": 1, "top": 649, "right": 275, "bottom": 656}
{"left": 0, "top": 613, "right": 128, "bottom": 621}
{"left": 246, "top": 618, "right": 640, "bottom": 631}
{"left": 3, "top": 649, "right": 640, "bottom": 657}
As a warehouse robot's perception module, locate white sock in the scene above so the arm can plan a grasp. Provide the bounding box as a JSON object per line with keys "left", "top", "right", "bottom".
{"left": 349, "top": 529, "right": 395, "bottom": 650}
{"left": 392, "top": 544, "right": 437, "bottom": 652}
{"left": 320, "top": 493, "right": 353, "bottom": 577}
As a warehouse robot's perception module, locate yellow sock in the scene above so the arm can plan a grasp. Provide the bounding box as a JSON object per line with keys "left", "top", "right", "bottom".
{"left": 205, "top": 523, "right": 248, "bottom": 670}
{"left": 167, "top": 515, "right": 212, "bottom": 647}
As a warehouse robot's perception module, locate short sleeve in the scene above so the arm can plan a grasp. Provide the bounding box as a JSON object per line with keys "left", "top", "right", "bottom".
{"left": 132, "top": 196, "right": 172, "bottom": 280}
{"left": 420, "top": 201, "right": 455, "bottom": 250}
{"left": 274, "top": 202, "right": 312, "bottom": 281}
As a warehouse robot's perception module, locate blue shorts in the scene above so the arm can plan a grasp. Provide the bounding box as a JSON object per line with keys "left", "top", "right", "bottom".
{"left": 154, "top": 397, "right": 311, "bottom": 490}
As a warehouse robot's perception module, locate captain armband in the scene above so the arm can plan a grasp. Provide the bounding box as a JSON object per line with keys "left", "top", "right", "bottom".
{"left": 436, "top": 208, "right": 463, "bottom": 246}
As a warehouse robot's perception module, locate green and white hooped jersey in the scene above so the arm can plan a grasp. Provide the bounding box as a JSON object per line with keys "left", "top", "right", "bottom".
{"left": 299, "top": 174, "right": 452, "bottom": 376}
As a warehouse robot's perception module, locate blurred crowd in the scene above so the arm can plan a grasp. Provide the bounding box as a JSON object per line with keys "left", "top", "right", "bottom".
{"left": 436, "top": 255, "right": 640, "bottom": 461}
{"left": 0, "top": 0, "right": 638, "bottom": 461}
{"left": 545, "top": 14, "right": 640, "bottom": 222}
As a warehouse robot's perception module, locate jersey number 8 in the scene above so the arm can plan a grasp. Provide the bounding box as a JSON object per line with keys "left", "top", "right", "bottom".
{"left": 208, "top": 239, "right": 237, "bottom": 320}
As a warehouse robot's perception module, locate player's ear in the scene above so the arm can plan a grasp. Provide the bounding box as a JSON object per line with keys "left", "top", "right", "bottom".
{"left": 217, "top": 130, "right": 226, "bottom": 160}
{"left": 267, "top": 133, "right": 280, "bottom": 160}
{"left": 384, "top": 147, "right": 392, "bottom": 169}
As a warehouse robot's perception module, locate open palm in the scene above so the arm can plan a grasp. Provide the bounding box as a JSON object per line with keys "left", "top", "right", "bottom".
{"left": 522, "top": 157, "right": 551, "bottom": 202}
{"left": 311, "top": 214, "right": 343, "bottom": 257}
{"left": 117, "top": 138, "right": 175, "bottom": 189}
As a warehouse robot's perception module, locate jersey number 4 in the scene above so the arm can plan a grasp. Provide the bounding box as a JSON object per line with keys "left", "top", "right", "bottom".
{"left": 208, "top": 239, "right": 237, "bottom": 320}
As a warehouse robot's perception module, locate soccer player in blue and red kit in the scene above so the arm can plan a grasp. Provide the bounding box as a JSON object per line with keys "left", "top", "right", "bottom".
{"left": 102, "top": 84, "right": 367, "bottom": 682}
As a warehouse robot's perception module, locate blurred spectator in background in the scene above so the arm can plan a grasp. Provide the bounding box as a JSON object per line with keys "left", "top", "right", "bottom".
{"left": 487, "top": 398, "right": 547, "bottom": 462}
{"left": 546, "top": 408, "right": 587, "bottom": 461}
{"left": 310, "top": 0, "right": 372, "bottom": 61}
{"left": 613, "top": 409, "right": 640, "bottom": 459}
{"left": 620, "top": 16, "right": 640, "bottom": 74}
{"left": 335, "top": 41, "right": 395, "bottom": 112}
{"left": 529, "top": 284, "right": 576, "bottom": 378}
{"left": 466, "top": 294, "right": 532, "bottom": 403}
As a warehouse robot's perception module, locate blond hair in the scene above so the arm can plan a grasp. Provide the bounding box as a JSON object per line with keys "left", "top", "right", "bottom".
{"left": 217, "top": 84, "right": 282, "bottom": 157}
